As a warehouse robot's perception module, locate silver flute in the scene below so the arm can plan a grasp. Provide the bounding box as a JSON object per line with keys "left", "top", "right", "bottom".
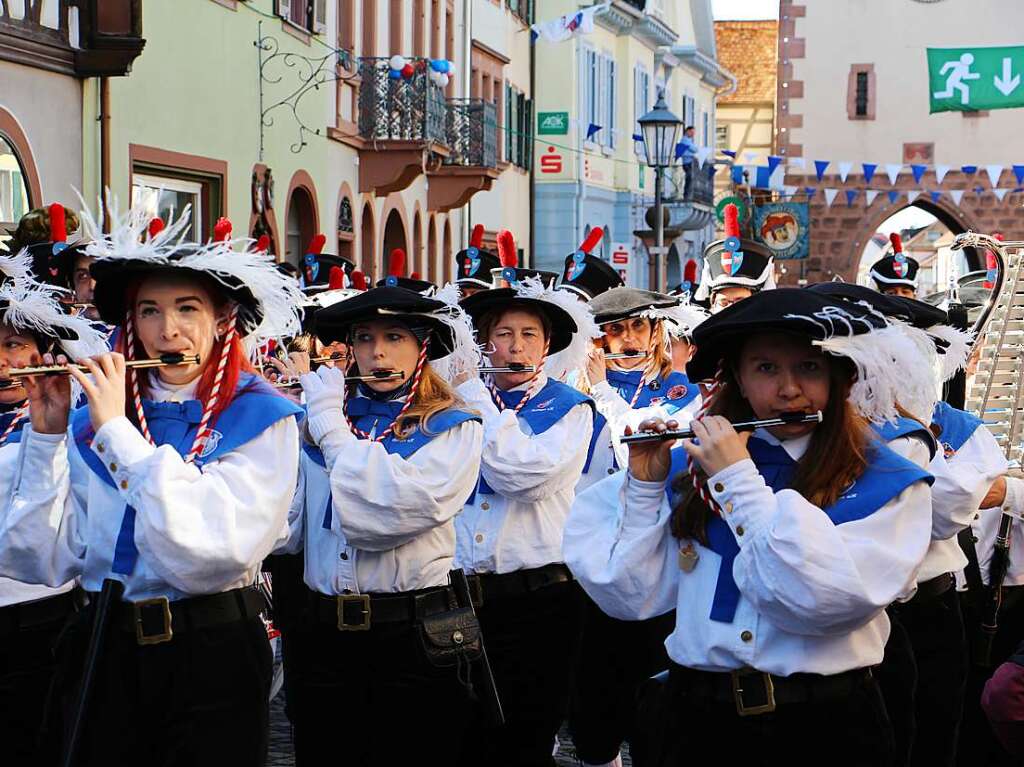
{"left": 620, "top": 411, "right": 824, "bottom": 444}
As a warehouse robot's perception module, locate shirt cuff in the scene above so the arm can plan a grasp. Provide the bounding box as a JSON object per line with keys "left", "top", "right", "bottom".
{"left": 1004, "top": 475, "right": 1024, "bottom": 517}
{"left": 91, "top": 416, "right": 157, "bottom": 495}
{"left": 307, "top": 409, "right": 348, "bottom": 445}
{"left": 706, "top": 458, "right": 774, "bottom": 546}
{"left": 621, "top": 471, "right": 668, "bottom": 530}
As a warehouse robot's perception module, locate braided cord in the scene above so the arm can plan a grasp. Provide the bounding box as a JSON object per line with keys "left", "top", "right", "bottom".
{"left": 125, "top": 310, "right": 153, "bottom": 445}
{"left": 488, "top": 346, "right": 548, "bottom": 415}
{"left": 344, "top": 341, "right": 429, "bottom": 442}
{"left": 185, "top": 304, "right": 239, "bottom": 463}
{"left": 688, "top": 366, "right": 725, "bottom": 513}
{"left": 0, "top": 404, "right": 28, "bottom": 446}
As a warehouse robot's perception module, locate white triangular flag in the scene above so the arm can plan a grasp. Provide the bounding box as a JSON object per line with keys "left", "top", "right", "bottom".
{"left": 696, "top": 146, "right": 713, "bottom": 166}
{"left": 885, "top": 163, "right": 903, "bottom": 185}
{"left": 865, "top": 190, "right": 880, "bottom": 206}
{"left": 743, "top": 152, "right": 758, "bottom": 164}
{"left": 950, "top": 189, "right": 965, "bottom": 205}
{"left": 787, "top": 157, "right": 806, "bottom": 169}
{"left": 986, "top": 164, "right": 1004, "bottom": 187}
{"left": 934, "top": 164, "right": 951, "bottom": 184}
{"left": 906, "top": 190, "right": 921, "bottom": 203}
{"left": 783, "top": 185, "right": 798, "bottom": 197}
{"left": 824, "top": 188, "right": 839, "bottom": 207}
{"left": 994, "top": 188, "right": 1009, "bottom": 202}
{"left": 838, "top": 161, "right": 853, "bottom": 183}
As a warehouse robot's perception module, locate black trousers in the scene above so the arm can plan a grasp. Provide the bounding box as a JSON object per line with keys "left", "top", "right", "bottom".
{"left": 569, "top": 595, "right": 674, "bottom": 764}
{"left": 877, "top": 610, "right": 918, "bottom": 767}
{"left": 287, "top": 616, "right": 473, "bottom": 766}
{"left": 262, "top": 552, "right": 306, "bottom": 725}
{"left": 459, "top": 579, "right": 585, "bottom": 767}
{"left": 0, "top": 602, "right": 70, "bottom": 767}
{"left": 648, "top": 666, "right": 895, "bottom": 767}
{"left": 56, "top": 609, "right": 272, "bottom": 767}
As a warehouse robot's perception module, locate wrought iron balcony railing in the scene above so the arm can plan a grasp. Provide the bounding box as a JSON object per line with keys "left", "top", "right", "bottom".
{"left": 357, "top": 57, "right": 448, "bottom": 145}
{"left": 665, "top": 161, "right": 715, "bottom": 207}
{"left": 443, "top": 99, "right": 498, "bottom": 168}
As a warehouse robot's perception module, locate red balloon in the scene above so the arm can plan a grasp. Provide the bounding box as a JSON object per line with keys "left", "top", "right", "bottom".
{"left": 401, "top": 63, "right": 415, "bottom": 79}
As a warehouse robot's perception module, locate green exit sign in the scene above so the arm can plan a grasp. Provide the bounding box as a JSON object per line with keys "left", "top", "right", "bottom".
{"left": 928, "top": 45, "right": 1024, "bottom": 113}
{"left": 537, "top": 111, "right": 569, "bottom": 135}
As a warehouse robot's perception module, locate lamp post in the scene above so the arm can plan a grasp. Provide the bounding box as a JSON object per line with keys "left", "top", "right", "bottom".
{"left": 638, "top": 90, "right": 683, "bottom": 292}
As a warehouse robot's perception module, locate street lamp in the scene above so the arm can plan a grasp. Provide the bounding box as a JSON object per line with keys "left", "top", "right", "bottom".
{"left": 638, "top": 90, "right": 683, "bottom": 292}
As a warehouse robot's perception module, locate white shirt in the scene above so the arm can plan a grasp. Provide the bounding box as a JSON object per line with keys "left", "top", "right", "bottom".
{"left": 280, "top": 399, "right": 482, "bottom": 594}
{"left": 975, "top": 475, "right": 1024, "bottom": 586}
{"left": 564, "top": 429, "right": 932, "bottom": 675}
{"left": 0, "top": 376, "right": 299, "bottom": 601}
{"left": 455, "top": 375, "right": 594, "bottom": 574}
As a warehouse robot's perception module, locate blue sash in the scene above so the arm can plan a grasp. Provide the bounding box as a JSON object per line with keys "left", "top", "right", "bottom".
{"left": 605, "top": 369, "right": 699, "bottom": 412}
{"left": 72, "top": 373, "right": 302, "bottom": 575}
{"left": 872, "top": 416, "right": 937, "bottom": 460}
{"left": 303, "top": 401, "right": 480, "bottom": 530}
{"left": 666, "top": 435, "right": 932, "bottom": 623}
{"left": 931, "top": 401, "right": 983, "bottom": 457}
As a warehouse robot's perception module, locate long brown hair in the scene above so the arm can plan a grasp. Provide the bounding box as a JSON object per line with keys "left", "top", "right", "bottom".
{"left": 670, "top": 343, "right": 871, "bottom": 544}
{"left": 390, "top": 364, "right": 469, "bottom": 439}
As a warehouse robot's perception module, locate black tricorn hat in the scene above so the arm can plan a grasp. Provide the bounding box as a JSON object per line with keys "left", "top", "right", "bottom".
{"left": 460, "top": 287, "right": 577, "bottom": 355}
{"left": 559, "top": 254, "right": 623, "bottom": 300}
{"left": 302, "top": 253, "right": 355, "bottom": 294}
{"left": 455, "top": 224, "right": 501, "bottom": 288}
{"left": 687, "top": 288, "right": 886, "bottom": 381}
{"left": 374, "top": 248, "right": 435, "bottom": 294}
{"left": 588, "top": 286, "right": 679, "bottom": 325}
{"left": 806, "top": 282, "right": 947, "bottom": 328}
{"left": 869, "top": 233, "right": 919, "bottom": 290}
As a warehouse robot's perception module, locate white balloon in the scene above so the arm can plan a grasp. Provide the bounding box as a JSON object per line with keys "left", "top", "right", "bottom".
{"left": 388, "top": 55, "right": 406, "bottom": 71}
{"left": 440, "top": 73, "right": 450, "bottom": 87}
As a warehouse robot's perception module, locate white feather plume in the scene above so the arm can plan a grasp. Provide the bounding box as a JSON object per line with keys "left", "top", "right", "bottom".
{"left": 927, "top": 324, "right": 975, "bottom": 382}
{"left": 0, "top": 279, "right": 109, "bottom": 360}
{"left": 426, "top": 282, "right": 483, "bottom": 384}
{"left": 0, "top": 249, "right": 35, "bottom": 283}
{"left": 515, "top": 275, "right": 601, "bottom": 381}
{"left": 641, "top": 302, "right": 709, "bottom": 340}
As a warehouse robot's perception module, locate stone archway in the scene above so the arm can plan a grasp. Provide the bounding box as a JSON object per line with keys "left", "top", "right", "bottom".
{"left": 360, "top": 202, "right": 376, "bottom": 279}
{"left": 382, "top": 208, "right": 408, "bottom": 277}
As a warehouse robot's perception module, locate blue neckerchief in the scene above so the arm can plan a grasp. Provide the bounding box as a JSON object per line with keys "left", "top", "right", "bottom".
{"left": 931, "top": 401, "right": 984, "bottom": 457}
{"left": 872, "top": 416, "right": 937, "bottom": 460}
{"left": 303, "top": 402, "right": 480, "bottom": 530}
{"left": 605, "top": 369, "right": 698, "bottom": 412}
{"left": 666, "top": 435, "right": 933, "bottom": 623}
{"left": 72, "top": 373, "right": 302, "bottom": 575}
{"left": 470, "top": 379, "right": 595, "bottom": 502}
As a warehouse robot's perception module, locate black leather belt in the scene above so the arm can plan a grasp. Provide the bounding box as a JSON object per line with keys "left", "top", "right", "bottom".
{"left": 92, "top": 587, "right": 266, "bottom": 646}
{"left": 309, "top": 586, "right": 456, "bottom": 631}
{"left": 671, "top": 663, "right": 874, "bottom": 716}
{"left": 915, "top": 571, "right": 955, "bottom": 601}
{"left": 0, "top": 589, "right": 80, "bottom": 638}
{"left": 470, "top": 563, "right": 574, "bottom": 605}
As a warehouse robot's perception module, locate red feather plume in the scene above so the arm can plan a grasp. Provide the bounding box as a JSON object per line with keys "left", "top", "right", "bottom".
{"left": 388, "top": 248, "right": 406, "bottom": 277}
{"left": 578, "top": 228, "right": 603, "bottom": 254}
{"left": 889, "top": 232, "right": 903, "bottom": 254}
{"left": 328, "top": 266, "right": 346, "bottom": 290}
{"left": 683, "top": 259, "right": 697, "bottom": 283}
{"left": 350, "top": 270, "right": 367, "bottom": 291}
{"left": 497, "top": 230, "right": 517, "bottom": 268}
{"left": 213, "top": 217, "right": 232, "bottom": 242}
{"left": 470, "top": 223, "right": 485, "bottom": 249}
{"left": 253, "top": 234, "right": 270, "bottom": 253}
{"left": 411, "top": 271, "right": 421, "bottom": 280}
{"left": 49, "top": 203, "right": 66, "bottom": 243}
{"left": 307, "top": 233, "right": 326, "bottom": 255}
{"left": 148, "top": 218, "right": 165, "bottom": 239}
{"left": 723, "top": 203, "right": 740, "bottom": 239}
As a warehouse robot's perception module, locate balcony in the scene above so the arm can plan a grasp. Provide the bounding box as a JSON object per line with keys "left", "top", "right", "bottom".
{"left": 664, "top": 161, "right": 716, "bottom": 231}
{"left": 356, "top": 56, "right": 449, "bottom": 196}
{"left": 427, "top": 98, "right": 501, "bottom": 212}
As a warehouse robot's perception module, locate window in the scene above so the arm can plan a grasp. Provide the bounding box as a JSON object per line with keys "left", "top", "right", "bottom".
{"left": 131, "top": 174, "right": 204, "bottom": 241}
{"left": 0, "top": 135, "right": 30, "bottom": 230}
{"left": 584, "top": 48, "right": 599, "bottom": 142}
{"left": 682, "top": 94, "right": 696, "bottom": 131}
{"left": 605, "top": 55, "right": 616, "bottom": 148}
{"left": 583, "top": 50, "right": 615, "bottom": 148}
{"left": 855, "top": 72, "right": 869, "bottom": 117}
{"left": 505, "top": 82, "right": 532, "bottom": 170}
{"left": 507, "top": 0, "right": 533, "bottom": 24}
{"left": 634, "top": 65, "right": 650, "bottom": 155}
{"left": 715, "top": 124, "right": 729, "bottom": 151}
{"left": 702, "top": 109, "right": 709, "bottom": 147}
{"left": 277, "top": 0, "right": 327, "bottom": 34}
{"left": 847, "top": 64, "right": 875, "bottom": 120}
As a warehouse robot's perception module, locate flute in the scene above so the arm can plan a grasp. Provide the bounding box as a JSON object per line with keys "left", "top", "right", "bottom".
{"left": 8, "top": 353, "right": 200, "bottom": 378}
{"left": 68, "top": 302, "right": 95, "bottom": 309}
{"left": 271, "top": 370, "right": 405, "bottom": 389}
{"left": 309, "top": 352, "right": 349, "bottom": 364}
{"left": 479, "top": 363, "right": 537, "bottom": 374}
{"left": 605, "top": 351, "right": 648, "bottom": 360}
{"left": 620, "top": 411, "right": 824, "bottom": 444}
{"left": 0, "top": 379, "right": 20, "bottom": 390}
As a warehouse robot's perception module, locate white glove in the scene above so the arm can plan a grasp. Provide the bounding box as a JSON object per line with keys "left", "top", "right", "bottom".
{"left": 301, "top": 366, "right": 348, "bottom": 444}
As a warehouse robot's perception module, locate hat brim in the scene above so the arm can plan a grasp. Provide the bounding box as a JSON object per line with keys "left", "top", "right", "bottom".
{"left": 460, "top": 288, "right": 576, "bottom": 355}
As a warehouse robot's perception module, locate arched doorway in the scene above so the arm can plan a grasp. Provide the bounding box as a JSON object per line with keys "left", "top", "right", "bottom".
{"left": 360, "top": 202, "right": 375, "bottom": 279}
{"left": 382, "top": 209, "right": 407, "bottom": 277}
{"left": 0, "top": 133, "right": 32, "bottom": 230}
{"left": 427, "top": 215, "right": 438, "bottom": 282}
{"left": 854, "top": 201, "right": 979, "bottom": 295}
{"left": 285, "top": 187, "right": 315, "bottom": 267}
{"left": 337, "top": 194, "right": 355, "bottom": 265}
{"left": 443, "top": 218, "right": 453, "bottom": 283}
{"left": 412, "top": 210, "right": 424, "bottom": 277}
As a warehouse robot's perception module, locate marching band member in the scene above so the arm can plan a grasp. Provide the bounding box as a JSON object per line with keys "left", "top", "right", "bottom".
{"left": 455, "top": 224, "right": 501, "bottom": 298}
{"left": 281, "top": 284, "right": 483, "bottom": 765}
{"left": 376, "top": 248, "right": 436, "bottom": 294}
{"left": 557, "top": 229, "right": 623, "bottom": 302}
{"left": 693, "top": 204, "right": 775, "bottom": 313}
{"left": 0, "top": 204, "right": 305, "bottom": 767}
{"left": 0, "top": 253, "right": 107, "bottom": 767}
{"left": 567, "top": 289, "right": 934, "bottom": 766}
{"left": 455, "top": 232, "right": 598, "bottom": 767}
{"left": 870, "top": 233, "right": 920, "bottom": 299}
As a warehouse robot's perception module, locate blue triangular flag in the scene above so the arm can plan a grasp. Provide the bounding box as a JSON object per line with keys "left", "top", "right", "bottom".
{"left": 929, "top": 190, "right": 942, "bottom": 203}
{"left": 675, "top": 141, "right": 685, "bottom": 160}
{"left": 974, "top": 186, "right": 985, "bottom": 194}
{"left": 804, "top": 187, "right": 816, "bottom": 200}
{"left": 632, "top": 133, "right": 643, "bottom": 143}
{"left": 722, "top": 150, "right": 737, "bottom": 158}
{"left": 1013, "top": 165, "right": 1024, "bottom": 185}
{"left": 814, "top": 160, "right": 829, "bottom": 181}
{"left": 586, "top": 123, "right": 602, "bottom": 141}
{"left": 862, "top": 163, "right": 877, "bottom": 184}
{"left": 731, "top": 165, "right": 746, "bottom": 184}
{"left": 845, "top": 189, "right": 858, "bottom": 207}
{"left": 754, "top": 166, "right": 773, "bottom": 188}
{"left": 767, "top": 155, "right": 783, "bottom": 174}
{"left": 910, "top": 164, "right": 927, "bottom": 184}
{"left": 888, "top": 190, "right": 900, "bottom": 204}
{"left": 530, "top": 28, "right": 539, "bottom": 43}
{"left": 962, "top": 165, "right": 978, "bottom": 175}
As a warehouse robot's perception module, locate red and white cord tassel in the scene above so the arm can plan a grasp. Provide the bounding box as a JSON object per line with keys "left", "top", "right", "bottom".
{"left": 488, "top": 347, "right": 548, "bottom": 415}
{"left": 125, "top": 310, "right": 154, "bottom": 445}
{"left": 344, "top": 342, "right": 429, "bottom": 442}
{"left": 185, "top": 304, "right": 239, "bottom": 463}
{"left": 688, "top": 367, "right": 724, "bottom": 512}
{"left": 0, "top": 404, "right": 28, "bottom": 446}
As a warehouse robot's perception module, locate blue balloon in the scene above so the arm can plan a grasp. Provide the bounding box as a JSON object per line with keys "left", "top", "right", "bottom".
{"left": 430, "top": 59, "right": 450, "bottom": 73}
{"left": 388, "top": 68, "right": 402, "bottom": 80}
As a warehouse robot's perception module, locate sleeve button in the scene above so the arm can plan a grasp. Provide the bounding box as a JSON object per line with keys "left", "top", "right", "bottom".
{"left": 740, "top": 630, "right": 753, "bottom": 642}
{"left": 714, "top": 482, "right": 724, "bottom": 493}
{"left": 119, "top": 480, "right": 128, "bottom": 490}
{"left": 109, "top": 462, "right": 117, "bottom": 472}
{"left": 736, "top": 525, "right": 745, "bottom": 536}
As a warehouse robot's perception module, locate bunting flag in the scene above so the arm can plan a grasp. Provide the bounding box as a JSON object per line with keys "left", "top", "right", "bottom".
{"left": 814, "top": 160, "right": 830, "bottom": 181}
{"left": 961, "top": 165, "right": 978, "bottom": 175}
{"left": 845, "top": 189, "right": 858, "bottom": 207}
{"left": 824, "top": 188, "right": 839, "bottom": 207}
{"left": 865, "top": 189, "right": 880, "bottom": 206}
{"left": 804, "top": 186, "right": 816, "bottom": 200}
{"left": 929, "top": 190, "right": 942, "bottom": 203}
{"left": 885, "top": 163, "right": 903, "bottom": 185}
{"left": 950, "top": 189, "right": 965, "bottom": 205}
{"left": 862, "top": 163, "right": 877, "bottom": 184}
{"left": 767, "top": 156, "right": 783, "bottom": 174}
{"left": 994, "top": 188, "right": 1010, "bottom": 202}
{"left": 888, "top": 190, "right": 901, "bottom": 204}
{"left": 910, "top": 164, "right": 928, "bottom": 184}
{"left": 722, "top": 149, "right": 737, "bottom": 158}
{"left": 783, "top": 184, "right": 798, "bottom": 197}
{"left": 986, "top": 164, "right": 1004, "bottom": 187}
{"left": 935, "top": 164, "right": 951, "bottom": 184}
{"left": 696, "top": 147, "right": 714, "bottom": 166}
{"left": 586, "top": 123, "right": 602, "bottom": 141}
{"left": 1014, "top": 165, "right": 1024, "bottom": 185}
{"left": 743, "top": 152, "right": 759, "bottom": 164}
{"left": 974, "top": 186, "right": 986, "bottom": 194}
{"left": 907, "top": 190, "right": 921, "bottom": 203}
{"left": 838, "top": 161, "right": 853, "bottom": 183}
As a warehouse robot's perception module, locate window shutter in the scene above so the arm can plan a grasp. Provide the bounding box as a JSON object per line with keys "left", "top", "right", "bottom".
{"left": 607, "top": 57, "right": 615, "bottom": 147}
{"left": 314, "top": 0, "right": 328, "bottom": 34}
{"left": 277, "top": 0, "right": 293, "bottom": 23}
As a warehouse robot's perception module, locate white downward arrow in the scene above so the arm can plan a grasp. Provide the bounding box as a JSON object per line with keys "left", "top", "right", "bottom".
{"left": 994, "top": 57, "right": 1021, "bottom": 96}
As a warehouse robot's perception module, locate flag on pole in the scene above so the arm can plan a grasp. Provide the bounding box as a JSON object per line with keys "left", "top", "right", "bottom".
{"left": 530, "top": 3, "right": 607, "bottom": 42}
